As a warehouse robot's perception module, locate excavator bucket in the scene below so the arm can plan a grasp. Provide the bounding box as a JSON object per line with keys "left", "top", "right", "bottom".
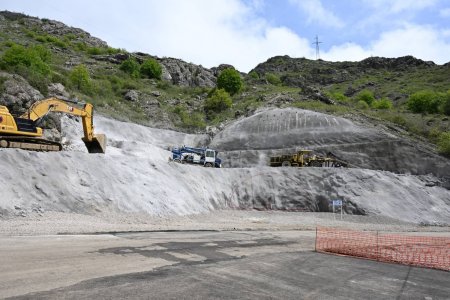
{"left": 83, "top": 134, "right": 107, "bottom": 154}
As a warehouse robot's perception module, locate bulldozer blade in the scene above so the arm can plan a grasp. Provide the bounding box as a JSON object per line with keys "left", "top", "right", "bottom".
{"left": 83, "top": 134, "right": 107, "bottom": 154}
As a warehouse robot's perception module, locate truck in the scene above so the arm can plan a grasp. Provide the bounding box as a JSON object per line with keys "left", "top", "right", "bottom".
{"left": 170, "top": 146, "right": 222, "bottom": 168}
{"left": 269, "top": 150, "right": 347, "bottom": 168}
{"left": 0, "top": 97, "right": 106, "bottom": 153}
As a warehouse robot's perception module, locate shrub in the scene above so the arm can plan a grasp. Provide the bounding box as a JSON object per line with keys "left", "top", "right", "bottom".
{"left": 0, "top": 44, "right": 51, "bottom": 76}
{"left": 35, "top": 35, "right": 47, "bottom": 43}
{"left": 389, "top": 115, "right": 407, "bottom": 127}
{"left": 24, "top": 30, "right": 36, "bottom": 38}
{"left": 437, "top": 132, "right": 450, "bottom": 157}
{"left": 372, "top": 97, "right": 393, "bottom": 109}
{"left": 156, "top": 80, "right": 172, "bottom": 90}
{"left": 204, "top": 88, "right": 232, "bottom": 114}
{"left": 172, "top": 106, "right": 205, "bottom": 129}
{"left": 120, "top": 57, "right": 140, "bottom": 78}
{"left": 74, "top": 42, "right": 87, "bottom": 52}
{"left": 329, "top": 91, "right": 349, "bottom": 102}
{"left": 356, "top": 90, "right": 375, "bottom": 106}
{"left": 265, "top": 73, "right": 282, "bottom": 85}
{"left": 140, "top": 58, "right": 162, "bottom": 80}
{"left": 439, "top": 90, "right": 450, "bottom": 116}
{"left": 87, "top": 47, "right": 104, "bottom": 55}
{"left": 407, "top": 91, "right": 441, "bottom": 114}
{"left": 3, "top": 41, "right": 14, "bottom": 47}
{"left": 356, "top": 100, "right": 369, "bottom": 109}
{"left": 52, "top": 39, "right": 68, "bottom": 49}
{"left": 248, "top": 71, "right": 259, "bottom": 79}
{"left": 106, "top": 47, "right": 121, "bottom": 55}
{"left": 217, "top": 68, "right": 242, "bottom": 95}
{"left": 69, "top": 64, "right": 92, "bottom": 94}
{"left": 64, "top": 33, "right": 77, "bottom": 41}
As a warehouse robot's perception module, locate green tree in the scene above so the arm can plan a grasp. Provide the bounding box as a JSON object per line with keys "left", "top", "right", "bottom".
{"left": 120, "top": 57, "right": 140, "bottom": 78}
{"left": 217, "top": 68, "right": 242, "bottom": 95}
{"left": 407, "top": 90, "right": 441, "bottom": 114}
{"left": 69, "top": 64, "right": 92, "bottom": 93}
{"left": 141, "top": 58, "right": 162, "bottom": 80}
{"left": 356, "top": 90, "right": 375, "bottom": 106}
{"left": 204, "top": 88, "right": 232, "bottom": 114}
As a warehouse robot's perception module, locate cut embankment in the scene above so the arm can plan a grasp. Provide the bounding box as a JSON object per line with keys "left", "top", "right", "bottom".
{"left": 1, "top": 148, "right": 449, "bottom": 224}
{"left": 211, "top": 108, "right": 450, "bottom": 177}
{"left": 0, "top": 111, "right": 449, "bottom": 225}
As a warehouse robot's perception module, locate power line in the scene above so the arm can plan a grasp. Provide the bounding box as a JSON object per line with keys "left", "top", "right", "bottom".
{"left": 312, "top": 35, "right": 322, "bottom": 60}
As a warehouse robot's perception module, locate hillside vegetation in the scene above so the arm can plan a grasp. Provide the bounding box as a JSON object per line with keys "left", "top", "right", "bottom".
{"left": 0, "top": 11, "right": 449, "bottom": 156}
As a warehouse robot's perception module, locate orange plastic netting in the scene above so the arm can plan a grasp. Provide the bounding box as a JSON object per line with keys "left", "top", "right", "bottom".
{"left": 315, "top": 227, "right": 450, "bottom": 271}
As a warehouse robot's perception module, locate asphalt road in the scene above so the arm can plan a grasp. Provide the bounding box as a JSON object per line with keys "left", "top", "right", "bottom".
{"left": 0, "top": 230, "right": 448, "bottom": 299}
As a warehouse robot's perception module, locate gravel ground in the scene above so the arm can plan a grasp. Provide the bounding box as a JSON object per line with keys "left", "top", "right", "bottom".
{"left": 1, "top": 210, "right": 449, "bottom": 236}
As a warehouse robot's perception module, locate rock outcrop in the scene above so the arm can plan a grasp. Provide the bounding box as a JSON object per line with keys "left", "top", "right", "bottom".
{"left": 159, "top": 57, "right": 216, "bottom": 87}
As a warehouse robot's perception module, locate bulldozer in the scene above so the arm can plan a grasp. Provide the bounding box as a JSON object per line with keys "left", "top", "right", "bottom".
{"left": 0, "top": 97, "right": 106, "bottom": 153}
{"left": 269, "top": 150, "right": 347, "bottom": 168}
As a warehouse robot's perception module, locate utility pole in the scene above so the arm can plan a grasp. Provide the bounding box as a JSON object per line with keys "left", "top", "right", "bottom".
{"left": 312, "top": 35, "right": 322, "bottom": 60}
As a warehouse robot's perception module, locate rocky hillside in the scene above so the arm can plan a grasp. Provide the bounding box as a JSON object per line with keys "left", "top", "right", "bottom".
{"left": 0, "top": 11, "right": 449, "bottom": 157}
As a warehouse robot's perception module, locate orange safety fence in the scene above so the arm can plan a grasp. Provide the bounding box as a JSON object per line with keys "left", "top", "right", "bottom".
{"left": 315, "top": 227, "right": 450, "bottom": 271}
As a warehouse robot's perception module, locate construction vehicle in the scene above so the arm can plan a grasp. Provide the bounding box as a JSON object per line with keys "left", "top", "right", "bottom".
{"left": 269, "top": 150, "right": 347, "bottom": 168}
{"left": 0, "top": 97, "right": 106, "bottom": 153}
{"left": 170, "top": 146, "right": 222, "bottom": 168}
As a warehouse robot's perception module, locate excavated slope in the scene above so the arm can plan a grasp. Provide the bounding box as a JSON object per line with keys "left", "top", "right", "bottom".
{"left": 211, "top": 108, "right": 450, "bottom": 177}
{"left": 0, "top": 112, "right": 449, "bottom": 225}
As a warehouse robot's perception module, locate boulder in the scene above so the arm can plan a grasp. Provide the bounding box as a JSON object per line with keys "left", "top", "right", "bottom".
{"left": 124, "top": 90, "right": 139, "bottom": 102}
{"left": 48, "top": 83, "right": 70, "bottom": 99}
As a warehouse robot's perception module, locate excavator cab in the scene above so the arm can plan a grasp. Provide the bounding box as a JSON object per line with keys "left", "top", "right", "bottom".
{"left": 82, "top": 133, "right": 107, "bottom": 154}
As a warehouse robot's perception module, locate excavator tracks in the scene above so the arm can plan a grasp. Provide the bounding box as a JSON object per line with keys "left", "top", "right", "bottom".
{"left": 0, "top": 136, "right": 62, "bottom": 152}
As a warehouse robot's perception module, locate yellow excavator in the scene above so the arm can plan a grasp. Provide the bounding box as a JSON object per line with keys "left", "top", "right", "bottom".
{"left": 0, "top": 97, "right": 106, "bottom": 153}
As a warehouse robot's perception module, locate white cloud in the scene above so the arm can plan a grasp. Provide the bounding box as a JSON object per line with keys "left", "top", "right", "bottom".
{"left": 0, "top": 0, "right": 448, "bottom": 71}
{"left": 369, "top": 24, "right": 450, "bottom": 63}
{"left": 322, "top": 43, "right": 371, "bottom": 62}
{"left": 364, "top": 0, "right": 438, "bottom": 13}
{"left": 288, "top": 0, "right": 344, "bottom": 28}
{"left": 125, "top": 0, "right": 315, "bottom": 71}
{"left": 440, "top": 7, "right": 450, "bottom": 17}
{"left": 323, "top": 24, "right": 450, "bottom": 64}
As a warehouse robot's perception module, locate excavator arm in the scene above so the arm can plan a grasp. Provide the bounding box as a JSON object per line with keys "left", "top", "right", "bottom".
{"left": 20, "top": 97, "right": 106, "bottom": 153}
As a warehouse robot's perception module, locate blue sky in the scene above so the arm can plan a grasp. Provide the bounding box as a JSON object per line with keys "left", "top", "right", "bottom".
{"left": 1, "top": 0, "right": 449, "bottom": 71}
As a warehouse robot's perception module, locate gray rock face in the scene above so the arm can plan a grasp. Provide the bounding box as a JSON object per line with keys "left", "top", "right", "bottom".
{"left": 210, "top": 64, "right": 236, "bottom": 76}
{"left": 160, "top": 57, "right": 216, "bottom": 87}
{"left": 41, "top": 20, "right": 107, "bottom": 48}
{"left": 0, "top": 72, "right": 43, "bottom": 114}
{"left": 48, "top": 83, "right": 70, "bottom": 99}
{"left": 210, "top": 108, "right": 450, "bottom": 177}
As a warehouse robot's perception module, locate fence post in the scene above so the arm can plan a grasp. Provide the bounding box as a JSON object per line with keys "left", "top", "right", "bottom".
{"left": 315, "top": 227, "right": 318, "bottom": 252}
{"left": 376, "top": 231, "right": 379, "bottom": 261}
